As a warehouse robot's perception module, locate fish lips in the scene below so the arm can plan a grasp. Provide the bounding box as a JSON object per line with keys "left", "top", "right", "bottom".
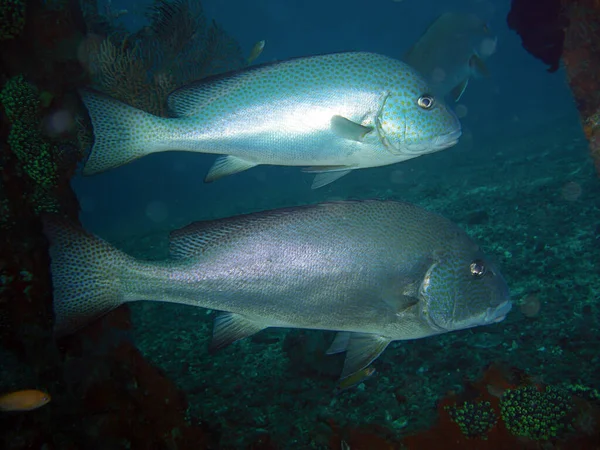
{"left": 484, "top": 299, "right": 512, "bottom": 324}
{"left": 402, "top": 128, "right": 462, "bottom": 155}
{"left": 432, "top": 128, "right": 462, "bottom": 149}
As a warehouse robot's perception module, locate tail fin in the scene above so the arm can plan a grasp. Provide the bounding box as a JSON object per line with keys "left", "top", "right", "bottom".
{"left": 42, "top": 216, "right": 130, "bottom": 336}
{"left": 79, "top": 89, "right": 166, "bottom": 175}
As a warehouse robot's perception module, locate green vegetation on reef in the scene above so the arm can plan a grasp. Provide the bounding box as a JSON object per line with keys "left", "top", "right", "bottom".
{"left": 0, "top": 0, "right": 26, "bottom": 41}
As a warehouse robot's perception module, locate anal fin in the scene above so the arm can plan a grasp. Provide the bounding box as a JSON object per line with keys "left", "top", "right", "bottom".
{"left": 326, "top": 332, "right": 351, "bottom": 355}
{"left": 210, "top": 312, "right": 265, "bottom": 352}
{"left": 204, "top": 155, "right": 257, "bottom": 183}
{"left": 340, "top": 333, "right": 391, "bottom": 379}
{"left": 311, "top": 170, "right": 352, "bottom": 189}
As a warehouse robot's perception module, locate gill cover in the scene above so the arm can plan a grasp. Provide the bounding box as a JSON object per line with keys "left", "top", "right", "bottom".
{"left": 419, "top": 253, "right": 458, "bottom": 331}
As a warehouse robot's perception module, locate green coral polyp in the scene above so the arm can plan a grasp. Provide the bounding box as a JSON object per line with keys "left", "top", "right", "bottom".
{"left": 0, "top": 0, "right": 26, "bottom": 41}
{"left": 1, "top": 75, "right": 61, "bottom": 208}
{"left": 500, "top": 385, "right": 575, "bottom": 441}
{"left": 445, "top": 400, "right": 498, "bottom": 439}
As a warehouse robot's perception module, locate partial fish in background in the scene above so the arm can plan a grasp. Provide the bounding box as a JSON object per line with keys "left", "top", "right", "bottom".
{"left": 43, "top": 200, "right": 511, "bottom": 380}
{"left": 247, "top": 40, "right": 265, "bottom": 64}
{"left": 0, "top": 390, "right": 51, "bottom": 412}
{"left": 404, "top": 12, "right": 498, "bottom": 102}
{"left": 79, "top": 52, "right": 461, "bottom": 189}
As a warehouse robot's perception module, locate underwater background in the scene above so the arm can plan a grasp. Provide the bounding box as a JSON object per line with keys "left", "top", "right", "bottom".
{"left": 1, "top": 0, "right": 600, "bottom": 448}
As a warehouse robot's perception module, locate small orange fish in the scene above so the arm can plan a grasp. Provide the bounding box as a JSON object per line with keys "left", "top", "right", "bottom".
{"left": 0, "top": 389, "right": 51, "bottom": 412}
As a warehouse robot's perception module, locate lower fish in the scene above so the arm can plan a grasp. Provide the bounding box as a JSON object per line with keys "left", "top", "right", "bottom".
{"left": 43, "top": 200, "right": 510, "bottom": 379}
{"left": 78, "top": 52, "right": 461, "bottom": 189}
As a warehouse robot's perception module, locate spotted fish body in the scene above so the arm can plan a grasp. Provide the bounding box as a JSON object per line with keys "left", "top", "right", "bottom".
{"left": 43, "top": 200, "right": 510, "bottom": 379}
{"left": 80, "top": 52, "right": 461, "bottom": 188}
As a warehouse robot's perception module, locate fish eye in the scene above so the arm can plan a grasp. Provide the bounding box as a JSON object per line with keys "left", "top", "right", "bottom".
{"left": 417, "top": 95, "right": 435, "bottom": 109}
{"left": 470, "top": 260, "right": 487, "bottom": 277}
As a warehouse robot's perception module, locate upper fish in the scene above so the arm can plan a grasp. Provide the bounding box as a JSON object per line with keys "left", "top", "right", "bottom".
{"left": 42, "top": 200, "right": 510, "bottom": 380}
{"left": 79, "top": 52, "right": 461, "bottom": 189}
{"left": 404, "top": 13, "right": 497, "bottom": 102}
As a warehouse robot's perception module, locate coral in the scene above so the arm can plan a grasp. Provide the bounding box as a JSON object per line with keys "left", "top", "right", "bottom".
{"left": 79, "top": 0, "right": 245, "bottom": 116}
{"left": 445, "top": 400, "right": 498, "bottom": 439}
{"left": 500, "top": 385, "right": 575, "bottom": 440}
{"left": 0, "top": 0, "right": 26, "bottom": 41}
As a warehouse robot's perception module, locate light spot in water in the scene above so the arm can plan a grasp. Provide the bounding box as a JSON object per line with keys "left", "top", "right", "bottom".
{"left": 46, "top": 110, "right": 74, "bottom": 136}
{"left": 479, "top": 37, "right": 498, "bottom": 57}
{"left": 519, "top": 293, "right": 541, "bottom": 318}
{"left": 455, "top": 104, "right": 468, "bottom": 118}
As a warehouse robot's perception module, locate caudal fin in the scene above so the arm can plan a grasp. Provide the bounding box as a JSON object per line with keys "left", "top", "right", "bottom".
{"left": 42, "top": 216, "right": 130, "bottom": 336}
{"left": 79, "top": 89, "right": 166, "bottom": 175}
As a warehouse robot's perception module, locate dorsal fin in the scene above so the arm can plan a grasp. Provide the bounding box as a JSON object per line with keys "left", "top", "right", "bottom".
{"left": 167, "top": 59, "right": 297, "bottom": 117}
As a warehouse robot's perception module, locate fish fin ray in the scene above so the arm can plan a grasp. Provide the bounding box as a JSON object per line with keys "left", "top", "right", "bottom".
{"left": 204, "top": 155, "right": 257, "bottom": 183}
{"left": 311, "top": 170, "right": 352, "bottom": 189}
{"left": 210, "top": 313, "right": 265, "bottom": 352}
{"left": 331, "top": 115, "right": 373, "bottom": 141}
{"left": 41, "top": 215, "right": 128, "bottom": 336}
{"left": 450, "top": 78, "right": 469, "bottom": 102}
{"left": 326, "top": 332, "right": 351, "bottom": 355}
{"left": 79, "top": 89, "right": 161, "bottom": 175}
{"left": 340, "top": 333, "right": 391, "bottom": 379}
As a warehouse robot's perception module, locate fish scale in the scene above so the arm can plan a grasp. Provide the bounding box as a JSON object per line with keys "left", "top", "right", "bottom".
{"left": 79, "top": 52, "right": 461, "bottom": 188}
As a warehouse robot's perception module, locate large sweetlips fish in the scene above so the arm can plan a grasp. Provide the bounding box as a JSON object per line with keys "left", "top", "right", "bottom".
{"left": 79, "top": 52, "right": 461, "bottom": 188}
{"left": 43, "top": 200, "right": 510, "bottom": 380}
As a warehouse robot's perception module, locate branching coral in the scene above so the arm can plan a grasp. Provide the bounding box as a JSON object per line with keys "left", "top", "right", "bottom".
{"left": 80, "top": 0, "right": 245, "bottom": 116}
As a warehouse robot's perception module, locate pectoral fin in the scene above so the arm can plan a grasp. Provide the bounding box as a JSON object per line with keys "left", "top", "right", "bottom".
{"left": 331, "top": 115, "right": 373, "bottom": 142}
{"left": 339, "top": 333, "right": 391, "bottom": 379}
{"left": 450, "top": 78, "right": 469, "bottom": 102}
{"left": 209, "top": 312, "right": 265, "bottom": 352}
{"left": 204, "top": 155, "right": 257, "bottom": 183}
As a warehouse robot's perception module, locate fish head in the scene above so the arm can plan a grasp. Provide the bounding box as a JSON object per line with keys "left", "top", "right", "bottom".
{"left": 417, "top": 238, "right": 511, "bottom": 333}
{"left": 376, "top": 70, "right": 462, "bottom": 156}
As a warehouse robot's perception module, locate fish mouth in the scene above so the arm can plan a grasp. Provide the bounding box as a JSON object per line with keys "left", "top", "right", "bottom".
{"left": 432, "top": 129, "right": 462, "bottom": 149}
{"left": 484, "top": 300, "right": 512, "bottom": 324}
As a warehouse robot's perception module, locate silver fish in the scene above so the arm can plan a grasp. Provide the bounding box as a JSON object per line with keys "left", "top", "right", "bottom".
{"left": 79, "top": 52, "right": 461, "bottom": 189}
{"left": 43, "top": 200, "right": 510, "bottom": 379}
{"left": 404, "top": 13, "right": 497, "bottom": 102}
